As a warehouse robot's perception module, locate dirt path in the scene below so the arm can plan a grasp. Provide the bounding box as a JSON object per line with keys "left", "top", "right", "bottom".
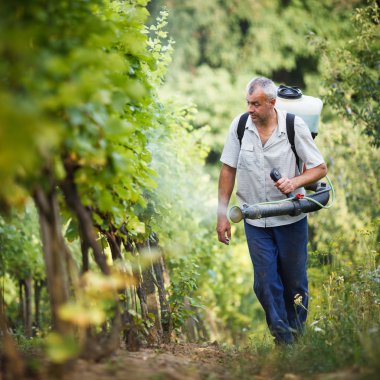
{"left": 63, "top": 343, "right": 235, "bottom": 380}
{"left": 0, "top": 341, "right": 367, "bottom": 380}
{"left": 0, "top": 341, "right": 368, "bottom": 380}
{"left": 59, "top": 342, "right": 368, "bottom": 380}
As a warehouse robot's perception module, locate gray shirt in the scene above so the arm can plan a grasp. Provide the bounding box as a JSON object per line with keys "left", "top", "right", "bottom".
{"left": 220, "top": 108, "right": 325, "bottom": 227}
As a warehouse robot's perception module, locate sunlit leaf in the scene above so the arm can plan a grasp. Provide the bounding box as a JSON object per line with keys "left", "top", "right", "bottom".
{"left": 58, "top": 303, "right": 106, "bottom": 327}
{"left": 45, "top": 333, "right": 80, "bottom": 363}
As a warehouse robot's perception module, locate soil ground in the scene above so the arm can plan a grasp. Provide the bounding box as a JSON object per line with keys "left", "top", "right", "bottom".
{"left": 61, "top": 343, "right": 367, "bottom": 380}
{"left": 1, "top": 342, "right": 369, "bottom": 380}
{"left": 63, "top": 343, "right": 232, "bottom": 380}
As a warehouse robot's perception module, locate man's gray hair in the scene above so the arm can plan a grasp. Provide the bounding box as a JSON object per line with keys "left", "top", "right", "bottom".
{"left": 246, "top": 77, "right": 277, "bottom": 100}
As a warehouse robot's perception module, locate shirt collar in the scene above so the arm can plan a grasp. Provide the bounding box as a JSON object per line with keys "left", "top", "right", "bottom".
{"left": 246, "top": 108, "right": 286, "bottom": 136}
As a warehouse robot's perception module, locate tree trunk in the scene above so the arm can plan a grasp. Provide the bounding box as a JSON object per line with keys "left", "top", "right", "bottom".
{"left": 131, "top": 286, "right": 136, "bottom": 312}
{"left": 184, "top": 296, "right": 197, "bottom": 343}
{"left": 140, "top": 239, "right": 162, "bottom": 345}
{"left": 136, "top": 283, "right": 148, "bottom": 320}
{"left": 153, "top": 257, "right": 172, "bottom": 343}
{"left": 18, "top": 280, "right": 24, "bottom": 331}
{"left": 81, "top": 307, "right": 122, "bottom": 361}
{"left": 34, "top": 184, "right": 71, "bottom": 334}
{"left": 24, "top": 276, "right": 33, "bottom": 338}
{"left": 124, "top": 241, "right": 148, "bottom": 320}
{"left": 60, "top": 161, "right": 109, "bottom": 275}
{"left": 196, "top": 312, "right": 210, "bottom": 341}
{"left": 34, "top": 279, "right": 44, "bottom": 331}
{"left": 106, "top": 231, "right": 123, "bottom": 261}
{"left": 0, "top": 295, "right": 26, "bottom": 380}
{"left": 60, "top": 161, "right": 130, "bottom": 360}
{"left": 119, "top": 244, "right": 144, "bottom": 351}
{"left": 81, "top": 238, "right": 90, "bottom": 273}
{"left": 142, "top": 265, "right": 162, "bottom": 345}
{"left": 122, "top": 238, "right": 138, "bottom": 314}
{"left": 122, "top": 308, "right": 141, "bottom": 352}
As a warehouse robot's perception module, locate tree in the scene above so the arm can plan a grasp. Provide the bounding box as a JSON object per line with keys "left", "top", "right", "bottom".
{"left": 0, "top": 204, "right": 45, "bottom": 336}
{"left": 0, "top": 0, "right": 219, "bottom": 368}
{"left": 0, "top": 0, "right": 178, "bottom": 363}
{"left": 318, "top": 0, "right": 380, "bottom": 146}
{"left": 145, "top": 0, "right": 380, "bottom": 343}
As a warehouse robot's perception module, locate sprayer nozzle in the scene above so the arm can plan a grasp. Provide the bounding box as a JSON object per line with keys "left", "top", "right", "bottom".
{"left": 229, "top": 206, "right": 244, "bottom": 223}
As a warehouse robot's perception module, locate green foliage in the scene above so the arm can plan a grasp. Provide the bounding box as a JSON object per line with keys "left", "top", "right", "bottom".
{"left": 228, "top": 222, "right": 379, "bottom": 378}
{"left": 154, "top": 0, "right": 377, "bottom": 166}
{"left": 198, "top": 241, "right": 262, "bottom": 343}
{"left": 152, "top": 0, "right": 380, "bottom": 352}
{"left": 0, "top": 203, "right": 44, "bottom": 280}
{"left": 159, "top": 67, "right": 251, "bottom": 164}
{"left": 0, "top": 0, "right": 165, "bottom": 240}
{"left": 167, "top": 260, "right": 200, "bottom": 330}
{"left": 149, "top": 113, "right": 254, "bottom": 337}
{"left": 147, "top": 101, "right": 210, "bottom": 239}
{"left": 307, "top": 114, "right": 380, "bottom": 259}
{"left": 149, "top": 0, "right": 361, "bottom": 76}
{"left": 58, "top": 270, "right": 123, "bottom": 328}
{"left": 0, "top": 4, "right": 379, "bottom": 379}
{"left": 45, "top": 332, "right": 80, "bottom": 364}
{"left": 0, "top": 0, "right": 197, "bottom": 338}
{"left": 144, "top": 99, "right": 214, "bottom": 330}
{"left": 272, "top": 228, "right": 379, "bottom": 377}
{"left": 318, "top": 0, "right": 380, "bottom": 146}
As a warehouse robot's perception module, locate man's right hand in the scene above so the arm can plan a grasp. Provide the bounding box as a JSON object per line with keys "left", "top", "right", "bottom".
{"left": 217, "top": 163, "right": 236, "bottom": 245}
{"left": 216, "top": 214, "right": 232, "bottom": 245}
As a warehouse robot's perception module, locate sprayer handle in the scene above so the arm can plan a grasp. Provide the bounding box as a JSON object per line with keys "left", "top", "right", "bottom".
{"left": 270, "top": 168, "right": 282, "bottom": 182}
{"left": 270, "top": 168, "right": 295, "bottom": 198}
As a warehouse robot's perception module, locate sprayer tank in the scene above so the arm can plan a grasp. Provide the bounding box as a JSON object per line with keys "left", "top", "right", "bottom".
{"left": 275, "top": 85, "right": 323, "bottom": 135}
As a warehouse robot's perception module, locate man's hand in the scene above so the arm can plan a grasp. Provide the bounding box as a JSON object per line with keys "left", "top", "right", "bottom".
{"left": 217, "top": 163, "right": 236, "bottom": 245}
{"left": 274, "top": 177, "right": 296, "bottom": 195}
{"left": 274, "top": 163, "right": 328, "bottom": 195}
{"left": 216, "top": 214, "right": 231, "bottom": 245}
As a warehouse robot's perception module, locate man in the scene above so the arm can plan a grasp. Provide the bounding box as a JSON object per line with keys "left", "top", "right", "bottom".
{"left": 216, "top": 77, "right": 327, "bottom": 344}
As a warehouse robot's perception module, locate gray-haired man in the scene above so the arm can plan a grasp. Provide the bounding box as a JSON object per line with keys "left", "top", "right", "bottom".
{"left": 216, "top": 77, "right": 327, "bottom": 344}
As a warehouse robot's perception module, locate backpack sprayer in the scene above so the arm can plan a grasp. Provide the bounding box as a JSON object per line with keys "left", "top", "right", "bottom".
{"left": 229, "top": 168, "right": 334, "bottom": 223}
{"left": 229, "top": 85, "right": 335, "bottom": 224}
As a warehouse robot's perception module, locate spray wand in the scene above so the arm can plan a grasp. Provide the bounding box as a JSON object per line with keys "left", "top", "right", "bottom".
{"left": 229, "top": 168, "right": 335, "bottom": 223}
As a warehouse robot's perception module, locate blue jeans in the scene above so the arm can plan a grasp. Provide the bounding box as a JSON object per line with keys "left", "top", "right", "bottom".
{"left": 244, "top": 217, "right": 308, "bottom": 344}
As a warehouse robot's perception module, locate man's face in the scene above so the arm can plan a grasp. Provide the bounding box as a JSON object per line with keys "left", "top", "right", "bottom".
{"left": 246, "top": 87, "right": 275, "bottom": 124}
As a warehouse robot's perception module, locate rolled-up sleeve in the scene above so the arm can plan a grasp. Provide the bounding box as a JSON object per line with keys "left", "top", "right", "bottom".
{"left": 294, "top": 116, "right": 325, "bottom": 169}
{"left": 220, "top": 115, "right": 241, "bottom": 168}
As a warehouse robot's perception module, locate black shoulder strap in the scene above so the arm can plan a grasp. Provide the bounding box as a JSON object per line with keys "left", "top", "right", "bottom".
{"left": 286, "top": 113, "right": 301, "bottom": 171}
{"left": 237, "top": 112, "right": 249, "bottom": 146}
